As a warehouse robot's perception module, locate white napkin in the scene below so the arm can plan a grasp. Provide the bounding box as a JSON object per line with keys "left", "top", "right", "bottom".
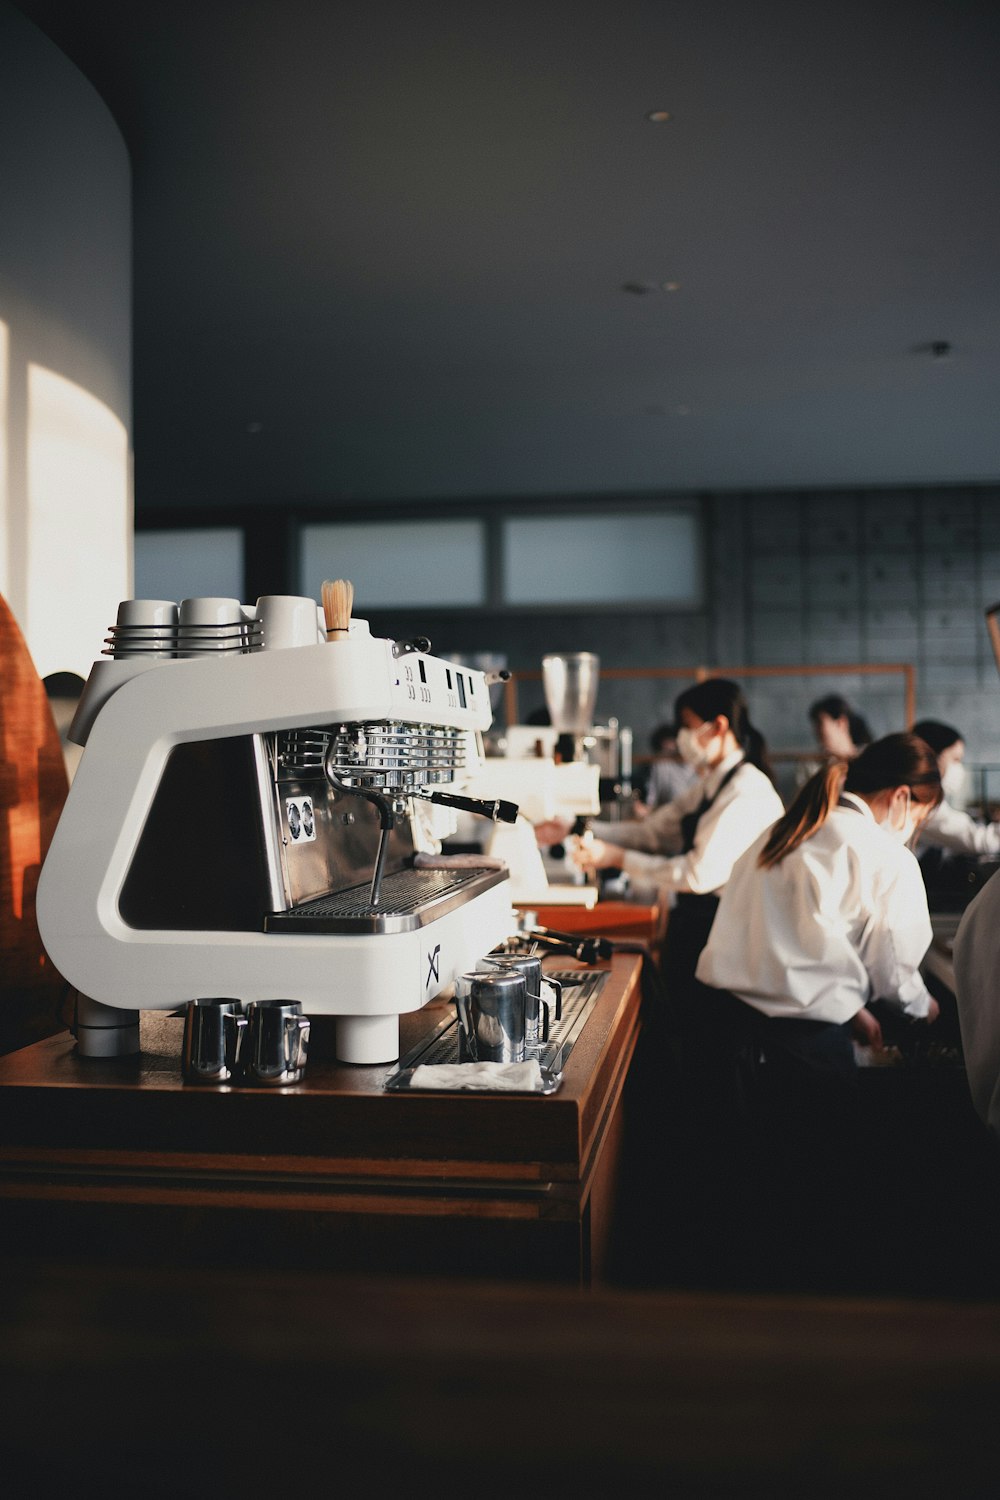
{"left": 409, "top": 1059, "right": 544, "bottom": 1092}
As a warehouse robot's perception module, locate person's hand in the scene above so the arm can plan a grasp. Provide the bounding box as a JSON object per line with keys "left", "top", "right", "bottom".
{"left": 851, "top": 1006, "right": 883, "bottom": 1050}
{"left": 534, "top": 817, "right": 572, "bottom": 847}
{"left": 570, "top": 833, "right": 624, "bottom": 874}
{"left": 923, "top": 996, "right": 941, "bottom": 1024}
{"left": 632, "top": 799, "right": 650, "bottom": 820}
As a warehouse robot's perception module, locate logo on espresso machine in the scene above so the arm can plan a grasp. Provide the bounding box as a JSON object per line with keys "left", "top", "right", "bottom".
{"left": 425, "top": 943, "right": 441, "bottom": 989}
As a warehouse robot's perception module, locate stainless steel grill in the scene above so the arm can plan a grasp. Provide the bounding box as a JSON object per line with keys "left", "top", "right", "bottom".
{"left": 264, "top": 865, "right": 508, "bottom": 934}
{"left": 277, "top": 729, "right": 332, "bottom": 777}
{"left": 324, "top": 722, "right": 465, "bottom": 790}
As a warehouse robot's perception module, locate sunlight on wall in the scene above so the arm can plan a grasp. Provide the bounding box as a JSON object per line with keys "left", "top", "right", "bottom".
{"left": 0, "top": 320, "right": 8, "bottom": 591}
{"left": 27, "top": 363, "right": 129, "bottom": 678}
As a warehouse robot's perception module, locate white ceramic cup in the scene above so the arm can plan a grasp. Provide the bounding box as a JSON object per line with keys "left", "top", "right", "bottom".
{"left": 256, "top": 594, "right": 323, "bottom": 650}
{"left": 113, "top": 598, "right": 178, "bottom": 657}
{"left": 116, "top": 598, "right": 178, "bottom": 626}
{"left": 178, "top": 596, "right": 243, "bottom": 626}
{"left": 177, "top": 596, "right": 244, "bottom": 655}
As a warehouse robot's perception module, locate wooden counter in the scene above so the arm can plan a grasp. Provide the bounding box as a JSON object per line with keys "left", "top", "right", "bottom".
{"left": 515, "top": 897, "right": 666, "bottom": 946}
{"left": 0, "top": 953, "right": 643, "bottom": 1287}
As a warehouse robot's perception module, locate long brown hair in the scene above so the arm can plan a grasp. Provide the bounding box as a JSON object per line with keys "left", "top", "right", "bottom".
{"left": 758, "top": 732, "right": 942, "bottom": 870}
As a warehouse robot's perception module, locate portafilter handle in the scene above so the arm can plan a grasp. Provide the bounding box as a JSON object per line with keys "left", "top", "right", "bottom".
{"left": 422, "top": 790, "right": 520, "bottom": 824}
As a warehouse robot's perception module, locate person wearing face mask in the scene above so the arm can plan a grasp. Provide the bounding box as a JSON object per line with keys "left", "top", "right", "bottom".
{"left": 696, "top": 732, "right": 942, "bottom": 1071}
{"left": 909, "top": 718, "right": 1000, "bottom": 861}
{"left": 674, "top": 733, "right": 942, "bottom": 1287}
{"left": 535, "top": 678, "right": 784, "bottom": 1009}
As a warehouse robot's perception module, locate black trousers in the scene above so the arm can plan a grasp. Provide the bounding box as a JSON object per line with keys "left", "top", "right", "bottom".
{"left": 669, "top": 986, "right": 861, "bottom": 1290}
{"left": 682, "top": 983, "right": 858, "bottom": 1144}
{"left": 657, "top": 891, "right": 719, "bottom": 1030}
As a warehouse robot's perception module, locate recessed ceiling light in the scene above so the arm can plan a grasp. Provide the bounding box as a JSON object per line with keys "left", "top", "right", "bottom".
{"left": 662, "top": 281, "right": 681, "bottom": 293}
{"left": 911, "top": 340, "right": 953, "bottom": 359}
{"left": 646, "top": 110, "right": 672, "bottom": 123}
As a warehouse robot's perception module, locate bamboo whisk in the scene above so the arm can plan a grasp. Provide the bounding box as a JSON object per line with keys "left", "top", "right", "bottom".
{"left": 321, "top": 578, "right": 354, "bottom": 641}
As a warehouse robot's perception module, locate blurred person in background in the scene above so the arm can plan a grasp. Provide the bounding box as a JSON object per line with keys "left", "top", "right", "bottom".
{"left": 633, "top": 721, "right": 698, "bottom": 817}
{"left": 911, "top": 718, "right": 1000, "bottom": 861}
{"left": 809, "top": 694, "right": 873, "bottom": 761}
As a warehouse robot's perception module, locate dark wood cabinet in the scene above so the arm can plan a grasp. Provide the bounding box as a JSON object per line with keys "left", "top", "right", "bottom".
{"left": 0, "top": 954, "right": 643, "bottom": 1286}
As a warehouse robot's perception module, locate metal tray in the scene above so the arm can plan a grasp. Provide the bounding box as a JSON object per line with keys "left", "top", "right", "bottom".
{"left": 383, "top": 1065, "right": 562, "bottom": 1095}
{"left": 382, "top": 967, "right": 608, "bottom": 1093}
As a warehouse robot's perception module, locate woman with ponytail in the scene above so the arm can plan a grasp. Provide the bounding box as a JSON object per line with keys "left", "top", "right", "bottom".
{"left": 697, "top": 732, "right": 943, "bottom": 1071}
{"left": 651, "top": 734, "right": 943, "bottom": 1289}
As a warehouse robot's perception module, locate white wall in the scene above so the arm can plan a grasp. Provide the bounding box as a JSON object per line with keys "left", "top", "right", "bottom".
{"left": 0, "top": 2, "right": 131, "bottom": 679}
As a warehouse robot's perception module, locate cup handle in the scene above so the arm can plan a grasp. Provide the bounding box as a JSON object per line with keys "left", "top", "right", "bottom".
{"left": 284, "top": 1014, "right": 310, "bottom": 1068}
{"left": 543, "top": 977, "right": 563, "bottom": 1021}
{"left": 539, "top": 996, "right": 550, "bottom": 1044}
{"left": 228, "top": 1011, "right": 248, "bottom": 1069}
{"left": 454, "top": 995, "right": 477, "bottom": 1061}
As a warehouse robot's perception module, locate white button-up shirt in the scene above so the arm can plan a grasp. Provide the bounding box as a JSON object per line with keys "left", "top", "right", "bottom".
{"left": 917, "top": 798, "right": 1000, "bottom": 858}
{"left": 592, "top": 750, "right": 784, "bottom": 898}
{"left": 696, "top": 792, "right": 934, "bottom": 1023}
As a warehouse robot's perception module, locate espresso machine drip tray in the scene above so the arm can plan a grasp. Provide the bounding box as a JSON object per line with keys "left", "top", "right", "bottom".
{"left": 388, "top": 967, "right": 609, "bottom": 1081}
{"left": 264, "top": 866, "right": 509, "bottom": 935}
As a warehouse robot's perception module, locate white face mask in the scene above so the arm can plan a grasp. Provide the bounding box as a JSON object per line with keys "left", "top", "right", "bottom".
{"left": 677, "top": 725, "right": 714, "bottom": 767}
{"left": 884, "top": 789, "right": 916, "bottom": 846}
{"left": 941, "top": 762, "right": 966, "bottom": 802}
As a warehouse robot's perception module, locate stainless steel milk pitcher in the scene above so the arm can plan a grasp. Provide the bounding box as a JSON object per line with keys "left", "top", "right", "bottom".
{"left": 453, "top": 970, "right": 528, "bottom": 1063}
{"left": 243, "top": 999, "right": 310, "bottom": 1085}
{"left": 477, "top": 953, "right": 560, "bottom": 1056}
{"left": 182, "top": 998, "right": 247, "bottom": 1084}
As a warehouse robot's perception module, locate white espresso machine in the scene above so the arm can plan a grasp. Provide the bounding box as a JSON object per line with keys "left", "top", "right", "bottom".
{"left": 36, "top": 591, "right": 516, "bottom": 1064}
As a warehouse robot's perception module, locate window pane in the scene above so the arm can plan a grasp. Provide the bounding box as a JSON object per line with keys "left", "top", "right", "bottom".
{"left": 300, "top": 520, "right": 484, "bottom": 608}
{"left": 135, "top": 528, "right": 244, "bottom": 602}
{"left": 502, "top": 510, "right": 701, "bottom": 606}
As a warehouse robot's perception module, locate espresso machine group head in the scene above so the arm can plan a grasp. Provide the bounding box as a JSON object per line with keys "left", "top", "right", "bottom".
{"left": 36, "top": 591, "right": 516, "bottom": 1064}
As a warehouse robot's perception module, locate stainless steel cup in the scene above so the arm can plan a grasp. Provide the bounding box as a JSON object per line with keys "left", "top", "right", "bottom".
{"left": 477, "top": 954, "right": 561, "bottom": 1056}
{"left": 182, "top": 998, "right": 247, "bottom": 1084}
{"left": 243, "top": 999, "right": 310, "bottom": 1086}
{"left": 454, "top": 970, "right": 528, "bottom": 1064}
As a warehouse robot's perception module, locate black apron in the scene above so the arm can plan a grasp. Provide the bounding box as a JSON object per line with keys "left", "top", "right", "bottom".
{"left": 659, "top": 759, "right": 744, "bottom": 1020}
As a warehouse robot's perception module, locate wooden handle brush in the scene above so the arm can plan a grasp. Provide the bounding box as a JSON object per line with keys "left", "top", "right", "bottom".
{"left": 321, "top": 578, "right": 354, "bottom": 641}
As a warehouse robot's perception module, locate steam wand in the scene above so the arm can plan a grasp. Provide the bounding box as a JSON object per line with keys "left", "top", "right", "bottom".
{"left": 325, "top": 765, "right": 396, "bottom": 907}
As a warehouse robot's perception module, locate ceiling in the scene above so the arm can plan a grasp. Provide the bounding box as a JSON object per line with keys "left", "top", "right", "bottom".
{"left": 14, "top": 0, "right": 1000, "bottom": 512}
